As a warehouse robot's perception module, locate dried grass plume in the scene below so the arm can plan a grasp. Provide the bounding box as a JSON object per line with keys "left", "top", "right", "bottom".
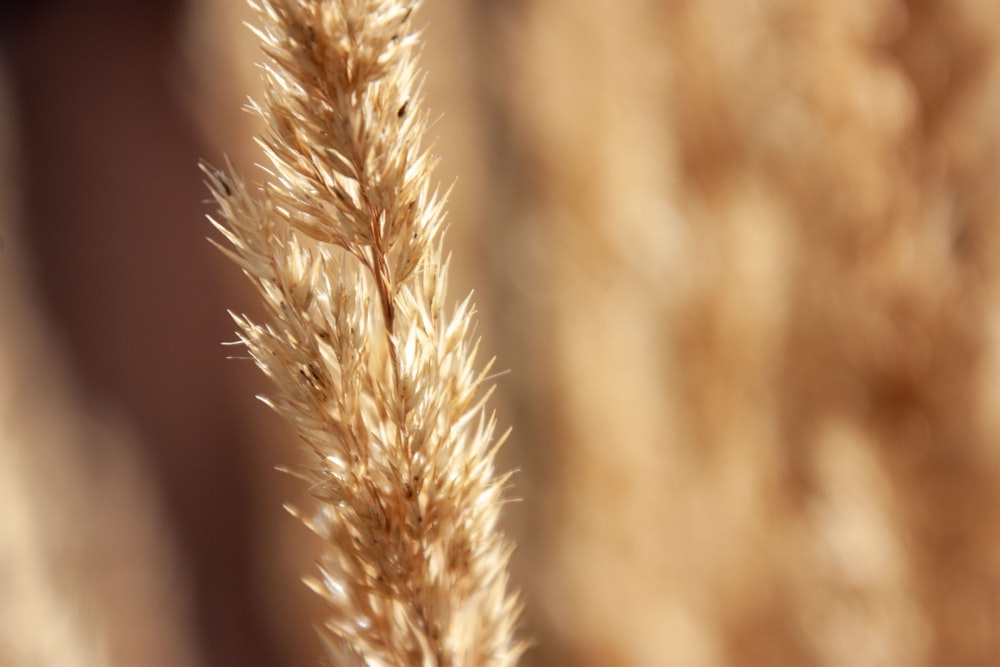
{"left": 203, "top": 0, "right": 523, "bottom": 664}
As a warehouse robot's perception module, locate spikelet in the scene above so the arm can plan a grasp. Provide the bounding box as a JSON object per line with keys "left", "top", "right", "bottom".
{"left": 203, "top": 1, "right": 523, "bottom": 664}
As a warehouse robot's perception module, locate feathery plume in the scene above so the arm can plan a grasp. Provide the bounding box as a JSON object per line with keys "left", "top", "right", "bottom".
{"left": 203, "top": 0, "right": 523, "bottom": 664}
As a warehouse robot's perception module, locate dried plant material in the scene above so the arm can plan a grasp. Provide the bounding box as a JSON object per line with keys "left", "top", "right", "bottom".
{"left": 204, "top": 1, "right": 522, "bottom": 664}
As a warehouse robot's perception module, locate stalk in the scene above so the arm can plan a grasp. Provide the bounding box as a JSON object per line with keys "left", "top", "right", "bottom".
{"left": 203, "top": 1, "right": 523, "bottom": 663}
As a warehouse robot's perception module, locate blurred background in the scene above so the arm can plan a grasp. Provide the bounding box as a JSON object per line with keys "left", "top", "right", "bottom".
{"left": 2, "top": 0, "right": 1000, "bottom": 665}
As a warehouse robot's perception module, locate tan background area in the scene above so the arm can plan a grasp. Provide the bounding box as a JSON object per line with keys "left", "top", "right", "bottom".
{"left": 2, "top": 0, "right": 1000, "bottom": 665}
